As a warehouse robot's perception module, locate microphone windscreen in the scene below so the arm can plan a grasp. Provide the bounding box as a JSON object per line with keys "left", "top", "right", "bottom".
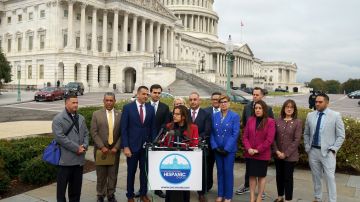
{"left": 168, "top": 130, "right": 175, "bottom": 136}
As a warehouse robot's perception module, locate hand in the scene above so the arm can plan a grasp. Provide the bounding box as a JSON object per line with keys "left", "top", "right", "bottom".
{"left": 216, "top": 148, "right": 228, "bottom": 156}
{"left": 110, "top": 147, "right": 118, "bottom": 154}
{"left": 248, "top": 148, "right": 255, "bottom": 156}
{"left": 279, "top": 152, "right": 286, "bottom": 159}
{"left": 123, "top": 147, "right": 132, "bottom": 158}
{"left": 101, "top": 147, "right": 109, "bottom": 154}
{"left": 77, "top": 145, "right": 86, "bottom": 155}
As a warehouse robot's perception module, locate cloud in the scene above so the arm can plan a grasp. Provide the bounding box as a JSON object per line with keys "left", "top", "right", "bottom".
{"left": 214, "top": 0, "right": 360, "bottom": 82}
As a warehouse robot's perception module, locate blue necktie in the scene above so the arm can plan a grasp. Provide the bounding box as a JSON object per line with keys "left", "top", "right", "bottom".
{"left": 312, "top": 112, "right": 324, "bottom": 146}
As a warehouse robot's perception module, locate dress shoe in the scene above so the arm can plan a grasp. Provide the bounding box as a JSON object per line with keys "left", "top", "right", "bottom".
{"left": 127, "top": 198, "right": 135, "bottom": 202}
{"left": 154, "top": 190, "right": 166, "bottom": 198}
{"left": 134, "top": 191, "right": 141, "bottom": 198}
{"left": 96, "top": 195, "right": 104, "bottom": 202}
{"left": 199, "top": 194, "right": 207, "bottom": 202}
{"left": 107, "top": 194, "right": 117, "bottom": 202}
{"left": 140, "top": 195, "right": 151, "bottom": 202}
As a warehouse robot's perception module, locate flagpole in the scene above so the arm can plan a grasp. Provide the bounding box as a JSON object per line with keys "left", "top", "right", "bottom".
{"left": 241, "top": 21, "right": 244, "bottom": 43}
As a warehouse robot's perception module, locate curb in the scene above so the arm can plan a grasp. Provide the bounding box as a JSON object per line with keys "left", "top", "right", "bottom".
{"left": 0, "top": 99, "right": 34, "bottom": 107}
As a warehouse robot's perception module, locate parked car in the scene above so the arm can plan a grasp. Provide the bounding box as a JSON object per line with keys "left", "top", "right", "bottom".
{"left": 358, "top": 101, "right": 360, "bottom": 106}
{"left": 242, "top": 87, "right": 253, "bottom": 95}
{"left": 160, "top": 92, "right": 174, "bottom": 98}
{"left": 348, "top": 91, "right": 360, "bottom": 99}
{"left": 34, "top": 87, "right": 64, "bottom": 102}
{"left": 229, "top": 94, "right": 250, "bottom": 105}
{"left": 275, "top": 88, "right": 289, "bottom": 92}
{"left": 64, "top": 82, "right": 85, "bottom": 96}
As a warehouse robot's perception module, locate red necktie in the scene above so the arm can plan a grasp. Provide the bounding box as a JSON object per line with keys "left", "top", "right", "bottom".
{"left": 139, "top": 104, "right": 144, "bottom": 124}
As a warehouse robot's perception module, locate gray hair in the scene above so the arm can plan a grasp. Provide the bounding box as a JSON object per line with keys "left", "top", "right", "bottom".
{"left": 104, "top": 92, "right": 116, "bottom": 99}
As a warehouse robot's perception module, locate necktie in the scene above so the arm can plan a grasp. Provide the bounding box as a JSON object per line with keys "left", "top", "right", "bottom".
{"left": 108, "top": 110, "right": 113, "bottom": 145}
{"left": 139, "top": 104, "right": 144, "bottom": 124}
{"left": 152, "top": 102, "right": 157, "bottom": 113}
{"left": 214, "top": 108, "right": 219, "bottom": 113}
{"left": 312, "top": 112, "right": 324, "bottom": 146}
{"left": 192, "top": 110, "right": 196, "bottom": 122}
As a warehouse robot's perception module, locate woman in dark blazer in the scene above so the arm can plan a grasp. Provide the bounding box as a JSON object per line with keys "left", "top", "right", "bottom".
{"left": 211, "top": 95, "right": 240, "bottom": 202}
{"left": 242, "top": 100, "right": 275, "bottom": 202}
{"left": 272, "top": 99, "right": 302, "bottom": 202}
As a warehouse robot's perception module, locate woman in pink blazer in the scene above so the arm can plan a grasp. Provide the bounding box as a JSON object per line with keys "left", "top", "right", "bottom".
{"left": 242, "top": 100, "right": 275, "bottom": 202}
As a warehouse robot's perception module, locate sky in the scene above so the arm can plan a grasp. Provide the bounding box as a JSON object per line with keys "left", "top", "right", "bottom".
{"left": 213, "top": 0, "right": 360, "bottom": 83}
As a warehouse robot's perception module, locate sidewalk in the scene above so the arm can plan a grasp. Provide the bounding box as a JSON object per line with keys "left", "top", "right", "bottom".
{"left": 0, "top": 122, "right": 359, "bottom": 202}
{"left": 0, "top": 91, "right": 35, "bottom": 106}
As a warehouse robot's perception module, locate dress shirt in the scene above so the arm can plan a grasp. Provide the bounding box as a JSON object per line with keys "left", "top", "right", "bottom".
{"left": 190, "top": 108, "right": 200, "bottom": 120}
{"left": 105, "top": 108, "right": 115, "bottom": 126}
{"left": 150, "top": 100, "right": 159, "bottom": 114}
{"left": 136, "top": 100, "right": 146, "bottom": 120}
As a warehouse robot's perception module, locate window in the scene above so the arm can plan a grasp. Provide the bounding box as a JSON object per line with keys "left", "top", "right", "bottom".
{"left": 107, "top": 42, "right": 111, "bottom": 52}
{"left": 40, "top": 10, "right": 45, "bottom": 18}
{"left": 40, "top": 35, "right": 45, "bottom": 49}
{"left": 18, "top": 15, "right": 22, "bottom": 22}
{"left": 76, "top": 13, "right": 81, "bottom": 21}
{"left": 64, "top": 10, "right": 68, "bottom": 17}
{"left": 87, "top": 39, "right": 91, "bottom": 50}
{"left": 98, "top": 40, "right": 102, "bottom": 52}
{"left": 17, "top": 37, "right": 22, "bottom": 51}
{"left": 28, "top": 35, "right": 33, "bottom": 50}
{"left": 28, "top": 65, "right": 32, "bottom": 79}
{"left": 98, "top": 19, "right": 103, "bottom": 26}
{"left": 39, "top": 64, "right": 44, "bottom": 79}
{"left": 63, "top": 34, "right": 67, "bottom": 47}
{"left": 7, "top": 17, "right": 11, "bottom": 24}
{"left": 88, "top": 16, "right": 92, "bottom": 23}
{"left": 76, "top": 37, "right": 80, "bottom": 49}
{"left": 108, "top": 23, "right": 112, "bottom": 29}
{"left": 28, "top": 12, "right": 34, "bottom": 20}
{"left": 7, "top": 39, "right": 11, "bottom": 52}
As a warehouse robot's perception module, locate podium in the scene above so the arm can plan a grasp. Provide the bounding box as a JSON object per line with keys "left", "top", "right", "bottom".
{"left": 148, "top": 149, "right": 203, "bottom": 191}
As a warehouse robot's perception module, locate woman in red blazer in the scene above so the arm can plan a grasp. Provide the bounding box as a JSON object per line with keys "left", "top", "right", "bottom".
{"left": 242, "top": 100, "right": 275, "bottom": 202}
{"left": 163, "top": 105, "right": 199, "bottom": 202}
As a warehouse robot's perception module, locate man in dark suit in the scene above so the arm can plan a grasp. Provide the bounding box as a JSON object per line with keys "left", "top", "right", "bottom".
{"left": 236, "top": 87, "right": 274, "bottom": 199}
{"left": 121, "top": 86, "right": 156, "bottom": 202}
{"left": 189, "top": 92, "right": 212, "bottom": 202}
{"left": 203, "top": 92, "right": 221, "bottom": 192}
{"left": 91, "top": 92, "right": 121, "bottom": 202}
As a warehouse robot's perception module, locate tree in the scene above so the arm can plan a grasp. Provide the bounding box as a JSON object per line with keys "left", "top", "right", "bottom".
{"left": 0, "top": 49, "right": 12, "bottom": 88}
{"left": 325, "top": 80, "right": 341, "bottom": 94}
{"left": 341, "top": 79, "right": 360, "bottom": 94}
{"left": 308, "top": 78, "right": 326, "bottom": 92}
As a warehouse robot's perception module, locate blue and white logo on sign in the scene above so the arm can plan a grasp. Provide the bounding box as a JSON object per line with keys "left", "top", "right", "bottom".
{"left": 159, "top": 154, "right": 191, "bottom": 184}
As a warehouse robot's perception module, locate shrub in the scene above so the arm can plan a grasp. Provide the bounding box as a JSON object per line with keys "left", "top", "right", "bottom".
{"left": 0, "top": 158, "right": 10, "bottom": 194}
{"left": 20, "top": 156, "right": 57, "bottom": 185}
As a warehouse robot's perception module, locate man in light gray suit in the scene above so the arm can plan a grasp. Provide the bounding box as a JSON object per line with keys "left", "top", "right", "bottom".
{"left": 53, "top": 93, "right": 89, "bottom": 202}
{"left": 304, "top": 92, "right": 345, "bottom": 202}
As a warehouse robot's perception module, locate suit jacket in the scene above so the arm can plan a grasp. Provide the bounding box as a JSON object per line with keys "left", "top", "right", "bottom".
{"left": 154, "top": 101, "right": 170, "bottom": 134}
{"left": 211, "top": 110, "right": 240, "bottom": 153}
{"left": 242, "top": 116, "right": 275, "bottom": 161}
{"left": 188, "top": 108, "right": 212, "bottom": 143}
{"left": 241, "top": 101, "right": 274, "bottom": 127}
{"left": 272, "top": 118, "right": 302, "bottom": 162}
{"left": 303, "top": 108, "right": 345, "bottom": 156}
{"left": 52, "top": 109, "right": 89, "bottom": 166}
{"left": 120, "top": 101, "right": 156, "bottom": 152}
{"left": 90, "top": 108, "right": 121, "bottom": 151}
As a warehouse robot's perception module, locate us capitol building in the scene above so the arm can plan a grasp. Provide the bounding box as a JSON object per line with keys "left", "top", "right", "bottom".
{"left": 0, "top": 0, "right": 301, "bottom": 93}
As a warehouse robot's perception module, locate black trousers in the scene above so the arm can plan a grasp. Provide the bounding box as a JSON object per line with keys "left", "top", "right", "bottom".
{"left": 207, "top": 146, "right": 216, "bottom": 191}
{"left": 244, "top": 158, "right": 249, "bottom": 187}
{"left": 198, "top": 148, "right": 212, "bottom": 195}
{"left": 165, "top": 190, "right": 190, "bottom": 202}
{"left": 274, "top": 159, "right": 296, "bottom": 201}
{"left": 57, "top": 165, "right": 83, "bottom": 202}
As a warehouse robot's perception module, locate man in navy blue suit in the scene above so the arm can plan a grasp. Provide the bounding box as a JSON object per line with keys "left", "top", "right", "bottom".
{"left": 121, "top": 86, "right": 156, "bottom": 202}
{"left": 189, "top": 92, "right": 212, "bottom": 202}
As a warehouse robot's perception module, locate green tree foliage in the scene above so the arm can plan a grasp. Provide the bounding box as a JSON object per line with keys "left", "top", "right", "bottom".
{"left": 341, "top": 79, "right": 360, "bottom": 94}
{"left": 308, "top": 78, "right": 326, "bottom": 92}
{"left": 325, "top": 80, "right": 341, "bottom": 94}
{"left": 0, "top": 49, "right": 12, "bottom": 87}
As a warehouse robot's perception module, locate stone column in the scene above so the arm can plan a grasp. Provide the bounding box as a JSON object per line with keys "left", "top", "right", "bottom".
{"left": 207, "top": 17, "right": 210, "bottom": 33}
{"left": 91, "top": 8, "right": 98, "bottom": 53}
{"left": 67, "top": 0, "right": 74, "bottom": 48}
{"left": 162, "top": 26, "right": 168, "bottom": 60}
{"left": 197, "top": 15, "right": 200, "bottom": 32}
{"left": 190, "top": 15, "right": 194, "bottom": 31}
{"left": 214, "top": 20, "right": 218, "bottom": 35}
{"left": 169, "top": 28, "right": 174, "bottom": 61}
{"left": 112, "top": 9, "right": 119, "bottom": 54}
{"left": 156, "top": 22, "right": 161, "bottom": 50}
{"left": 178, "top": 34, "right": 182, "bottom": 60}
{"left": 102, "top": 10, "right": 108, "bottom": 52}
{"left": 140, "top": 17, "right": 146, "bottom": 52}
{"left": 131, "top": 15, "right": 137, "bottom": 52}
{"left": 122, "top": 12, "right": 129, "bottom": 52}
{"left": 148, "top": 20, "right": 154, "bottom": 52}
{"left": 80, "top": 3, "right": 87, "bottom": 51}
{"left": 216, "top": 53, "right": 219, "bottom": 73}
{"left": 202, "top": 16, "right": 206, "bottom": 32}
{"left": 184, "top": 14, "right": 188, "bottom": 30}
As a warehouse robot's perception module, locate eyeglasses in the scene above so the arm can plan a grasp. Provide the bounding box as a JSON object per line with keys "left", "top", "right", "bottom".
{"left": 219, "top": 101, "right": 228, "bottom": 104}
{"left": 173, "top": 113, "right": 181, "bottom": 116}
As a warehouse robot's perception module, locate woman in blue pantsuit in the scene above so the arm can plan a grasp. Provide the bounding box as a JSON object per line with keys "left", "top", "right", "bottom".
{"left": 211, "top": 95, "right": 240, "bottom": 202}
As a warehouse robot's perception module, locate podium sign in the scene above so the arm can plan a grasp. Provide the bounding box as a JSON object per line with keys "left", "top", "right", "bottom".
{"left": 148, "top": 150, "right": 202, "bottom": 191}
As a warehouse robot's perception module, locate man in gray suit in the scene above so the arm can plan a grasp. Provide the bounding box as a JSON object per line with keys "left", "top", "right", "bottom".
{"left": 91, "top": 92, "right": 121, "bottom": 202}
{"left": 53, "top": 93, "right": 89, "bottom": 202}
{"left": 304, "top": 92, "right": 345, "bottom": 202}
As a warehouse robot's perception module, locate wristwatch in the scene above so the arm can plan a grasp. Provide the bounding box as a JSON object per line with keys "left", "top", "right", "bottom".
{"left": 329, "top": 149, "right": 336, "bottom": 154}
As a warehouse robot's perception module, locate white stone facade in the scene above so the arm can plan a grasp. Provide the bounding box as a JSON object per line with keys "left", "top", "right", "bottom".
{"left": 0, "top": 0, "right": 298, "bottom": 93}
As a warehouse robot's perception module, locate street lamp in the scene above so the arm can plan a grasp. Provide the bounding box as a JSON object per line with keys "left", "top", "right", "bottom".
{"left": 200, "top": 55, "right": 205, "bottom": 72}
{"left": 225, "top": 35, "right": 235, "bottom": 97}
{"left": 17, "top": 65, "right": 21, "bottom": 102}
{"left": 156, "top": 46, "right": 163, "bottom": 66}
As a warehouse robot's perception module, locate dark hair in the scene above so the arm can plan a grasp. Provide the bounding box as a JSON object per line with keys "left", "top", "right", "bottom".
{"left": 137, "top": 86, "right": 149, "bottom": 92}
{"left": 150, "top": 84, "right": 162, "bottom": 92}
{"left": 169, "top": 105, "right": 191, "bottom": 136}
{"left": 253, "top": 87, "right": 265, "bottom": 95}
{"left": 211, "top": 92, "right": 222, "bottom": 97}
{"left": 280, "top": 99, "right": 298, "bottom": 119}
{"left": 104, "top": 92, "right": 115, "bottom": 99}
{"left": 316, "top": 92, "right": 329, "bottom": 102}
{"left": 253, "top": 100, "right": 268, "bottom": 130}
{"left": 218, "top": 94, "right": 230, "bottom": 102}
{"left": 65, "top": 93, "right": 77, "bottom": 103}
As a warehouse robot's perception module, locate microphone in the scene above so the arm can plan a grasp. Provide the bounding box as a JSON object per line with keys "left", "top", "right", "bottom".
{"left": 153, "top": 128, "right": 166, "bottom": 145}
{"left": 161, "top": 130, "right": 174, "bottom": 144}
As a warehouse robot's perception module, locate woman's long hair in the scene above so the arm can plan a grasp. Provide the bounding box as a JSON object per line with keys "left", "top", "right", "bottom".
{"left": 253, "top": 100, "right": 268, "bottom": 130}
{"left": 280, "top": 99, "right": 298, "bottom": 119}
{"left": 168, "top": 105, "right": 191, "bottom": 135}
